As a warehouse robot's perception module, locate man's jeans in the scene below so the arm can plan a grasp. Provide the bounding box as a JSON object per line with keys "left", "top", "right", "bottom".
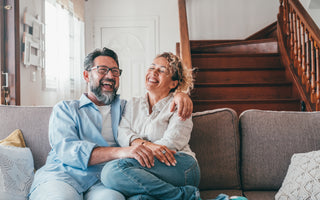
{"left": 101, "top": 152, "right": 201, "bottom": 200}
{"left": 29, "top": 180, "right": 125, "bottom": 200}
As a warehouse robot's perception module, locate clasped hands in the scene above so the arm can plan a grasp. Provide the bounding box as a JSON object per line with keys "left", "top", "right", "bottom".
{"left": 127, "top": 139, "right": 176, "bottom": 168}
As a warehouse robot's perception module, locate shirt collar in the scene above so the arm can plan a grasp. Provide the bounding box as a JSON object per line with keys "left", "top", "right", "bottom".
{"left": 143, "top": 93, "right": 174, "bottom": 113}
{"left": 79, "top": 93, "right": 95, "bottom": 109}
{"left": 78, "top": 93, "right": 120, "bottom": 109}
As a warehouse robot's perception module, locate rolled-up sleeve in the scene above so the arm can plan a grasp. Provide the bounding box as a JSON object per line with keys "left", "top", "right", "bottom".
{"left": 49, "top": 102, "right": 97, "bottom": 170}
{"left": 153, "top": 112, "right": 193, "bottom": 151}
{"left": 117, "top": 100, "right": 140, "bottom": 147}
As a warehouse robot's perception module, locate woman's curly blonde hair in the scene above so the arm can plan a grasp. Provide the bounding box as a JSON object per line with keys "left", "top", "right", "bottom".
{"left": 156, "top": 52, "right": 194, "bottom": 94}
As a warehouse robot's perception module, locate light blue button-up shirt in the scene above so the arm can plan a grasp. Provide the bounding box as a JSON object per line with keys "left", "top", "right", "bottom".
{"left": 29, "top": 94, "right": 126, "bottom": 194}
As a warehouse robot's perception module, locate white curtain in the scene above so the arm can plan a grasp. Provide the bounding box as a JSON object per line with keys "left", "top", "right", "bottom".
{"left": 45, "top": 0, "right": 85, "bottom": 102}
{"left": 72, "top": 18, "right": 86, "bottom": 100}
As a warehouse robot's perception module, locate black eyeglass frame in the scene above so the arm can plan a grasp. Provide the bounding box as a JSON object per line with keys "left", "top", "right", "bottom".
{"left": 89, "top": 65, "right": 123, "bottom": 77}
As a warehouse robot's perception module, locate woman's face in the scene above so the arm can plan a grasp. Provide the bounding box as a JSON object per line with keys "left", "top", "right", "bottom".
{"left": 145, "top": 57, "right": 178, "bottom": 96}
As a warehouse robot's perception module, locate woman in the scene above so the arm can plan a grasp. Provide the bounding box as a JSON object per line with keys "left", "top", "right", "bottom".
{"left": 100, "top": 52, "right": 201, "bottom": 200}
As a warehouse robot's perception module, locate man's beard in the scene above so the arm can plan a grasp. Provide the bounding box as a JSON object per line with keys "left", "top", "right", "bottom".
{"left": 90, "top": 78, "right": 117, "bottom": 105}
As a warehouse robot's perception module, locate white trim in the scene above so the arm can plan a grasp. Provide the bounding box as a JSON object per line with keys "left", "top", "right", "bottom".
{"left": 93, "top": 16, "right": 160, "bottom": 100}
{"left": 93, "top": 16, "right": 160, "bottom": 55}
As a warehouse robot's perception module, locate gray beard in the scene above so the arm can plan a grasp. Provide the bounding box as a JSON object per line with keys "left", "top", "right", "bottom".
{"left": 90, "top": 84, "right": 117, "bottom": 105}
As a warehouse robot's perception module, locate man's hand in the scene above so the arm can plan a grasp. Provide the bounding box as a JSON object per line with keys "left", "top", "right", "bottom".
{"left": 170, "top": 92, "right": 193, "bottom": 120}
{"left": 119, "top": 144, "right": 154, "bottom": 168}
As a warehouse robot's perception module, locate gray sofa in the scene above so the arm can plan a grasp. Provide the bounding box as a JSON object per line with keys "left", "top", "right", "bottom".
{"left": 1, "top": 105, "right": 320, "bottom": 200}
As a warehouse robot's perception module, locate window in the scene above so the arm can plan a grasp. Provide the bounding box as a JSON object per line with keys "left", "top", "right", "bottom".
{"left": 44, "top": 0, "right": 85, "bottom": 100}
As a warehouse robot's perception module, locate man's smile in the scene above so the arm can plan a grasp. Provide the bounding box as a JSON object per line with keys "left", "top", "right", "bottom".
{"left": 100, "top": 79, "right": 115, "bottom": 90}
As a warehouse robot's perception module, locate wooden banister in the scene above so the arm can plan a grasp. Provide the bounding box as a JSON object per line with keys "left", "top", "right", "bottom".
{"left": 178, "top": 0, "right": 192, "bottom": 70}
{"left": 288, "top": 0, "right": 320, "bottom": 43}
{"left": 278, "top": 0, "right": 320, "bottom": 111}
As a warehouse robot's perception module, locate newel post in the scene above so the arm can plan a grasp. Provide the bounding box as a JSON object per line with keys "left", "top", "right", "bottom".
{"left": 178, "top": 0, "right": 192, "bottom": 70}
{"left": 279, "top": 0, "right": 284, "bottom": 17}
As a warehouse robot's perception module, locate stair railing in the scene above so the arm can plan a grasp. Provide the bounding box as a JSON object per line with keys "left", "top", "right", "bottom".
{"left": 278, "top": 0, "right": 320, "bottom": 111}
{"left": 178, "top": 0, "right": 192, "bottom": 70}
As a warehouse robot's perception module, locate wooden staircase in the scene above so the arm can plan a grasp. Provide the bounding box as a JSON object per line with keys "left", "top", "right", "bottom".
{"left": 177, "top": 0, "right": 320, "bottom": 113}
{"left": 184, "top": 36, "right": 302, "bottom": 115}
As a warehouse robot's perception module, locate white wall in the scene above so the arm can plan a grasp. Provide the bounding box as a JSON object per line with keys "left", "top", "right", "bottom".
{"left": 85, "top": 0, "right": 180, "bottom": 55}
{"left": 19, "top": 0, "right": 59, "bottom": 106}
{"left": 300, "top": 0, "right": 320, "bottom": 28}
{"left": 85, "top": 0, "right": 280, "bottom": 52}
{"left": 187, "top": 0, "right": 279, "bottom": 40}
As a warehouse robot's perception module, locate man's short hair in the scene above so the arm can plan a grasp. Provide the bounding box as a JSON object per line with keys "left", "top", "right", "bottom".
{"left": 84, "top": 47, "right": 119, "bottom": 71}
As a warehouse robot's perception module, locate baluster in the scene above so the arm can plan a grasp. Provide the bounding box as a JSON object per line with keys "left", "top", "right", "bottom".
{"left": 306, "top": 30, "right": 311, "bottom": 92}
{"left": 301, "top": 23, "right": 306, "bottom": 84}
{"left": 280, "top": 0, "right": 286, "bottom": 37}
{"left": 316, "top": 45, "right": 320, "bottom": 110}
{"left": 290, "top": 9, "right": 295, "bottom": 60}
{"left": 279, "top": 0, "right": 284, "bottom": 19}
{"left": 293, "top": 12, "right": 298, "bottom": 66}
{"left": 297, "top": 17, "right": 302, "bottom": 75}
{"left": 286, "top": 0, "right": 291, "bottom": 46}
{"left": 310, "top": 38, "right": 316, "bottom": 103}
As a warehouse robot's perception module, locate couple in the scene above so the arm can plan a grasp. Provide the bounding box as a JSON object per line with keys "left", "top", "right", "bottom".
{"left": 29, "top": 47, "right": 201, "bottom": 200}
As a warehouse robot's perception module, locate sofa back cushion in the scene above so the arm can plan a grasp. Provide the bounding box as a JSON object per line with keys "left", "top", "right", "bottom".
{"left": 0, "top": 105, "right": 52, "bottom": 170}
{"left": 240, "top": 109, "right": 320, "bottom": 191}
{"left": 190, "top": 108, "right": 241, "bottom": 190}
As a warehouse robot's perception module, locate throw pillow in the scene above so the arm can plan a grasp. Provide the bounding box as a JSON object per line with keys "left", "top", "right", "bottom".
{"left": 0, "top": 129, "right": 34, "bottom": 200}
{"left": 0, "top": 129, "right": 26, "bottom": 147}
{"left": 275, "top": 150, "right": 320, "bottom": 200}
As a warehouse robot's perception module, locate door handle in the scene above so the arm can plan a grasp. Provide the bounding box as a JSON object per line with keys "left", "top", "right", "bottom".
{"left": 2, "top": 72, "right": 8, "bottom": 88}
{"left": 4, "top": 5, "right": 12, "bottom": 10}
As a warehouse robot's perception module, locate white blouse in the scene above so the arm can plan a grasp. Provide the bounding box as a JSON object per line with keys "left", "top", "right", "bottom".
{"left": 117, "top": 93, "right": 195, "bottom": 158}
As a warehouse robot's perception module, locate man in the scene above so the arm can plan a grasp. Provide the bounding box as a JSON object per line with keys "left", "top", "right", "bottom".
{"left": 29, "top": 47, "right": 193, "bottom": 200}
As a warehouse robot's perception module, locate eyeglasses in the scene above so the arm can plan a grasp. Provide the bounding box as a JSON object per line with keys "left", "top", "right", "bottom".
{"left": 90, "top": 65, "right": 122, "bottom": 77}
{"left": 147, "top": 64, "right": 170, "bottom": 75}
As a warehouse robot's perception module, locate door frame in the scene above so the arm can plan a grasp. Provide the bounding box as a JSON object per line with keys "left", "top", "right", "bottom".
{"left": 93, "top": 16, "right": 160, "bottom": 100}
{"left": 1, "top": 0, "right": 20, "bottom": 105}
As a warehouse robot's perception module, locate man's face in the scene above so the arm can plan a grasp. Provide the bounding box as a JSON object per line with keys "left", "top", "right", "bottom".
{"left": 88, "top": 56, "right": 120, "bottom": 105}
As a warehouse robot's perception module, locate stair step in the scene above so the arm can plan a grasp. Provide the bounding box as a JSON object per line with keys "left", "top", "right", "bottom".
{"left": 191, "top": 38, "right": 278, "bottom": 54}
{"left": 192, "top": 53, "right": 281, "bottom": 69}
{"left": 195, "top": 69, "right": 286, "bottom": 84}
{"left": 194, "top": 82, "right": 292, "bottom": 87}
{"left": 189, "top": 40, "right": 242, "bottom": 48}
{"left": 193, "top": 99, "right": 301, "bottom": 115}
{"left": 187, "top": 36, "right": 300, "bottom": 113}
{"left": 196, "top": 65, "right": 284, "bottom": 71}
{"left": 192, "top": 82, "right": 294, "bottom": 100}
{"left": 191, "top": 38, "right": 276, "bottom": 48}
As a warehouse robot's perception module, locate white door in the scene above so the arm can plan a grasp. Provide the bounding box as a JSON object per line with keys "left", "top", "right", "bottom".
{"left": 94, "top": 17, "right": 159, "bottom": 100}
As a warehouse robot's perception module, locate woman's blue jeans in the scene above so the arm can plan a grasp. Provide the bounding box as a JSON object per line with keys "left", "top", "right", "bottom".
{"left": 101, "top": 152, "right": 201, "bottom": 200}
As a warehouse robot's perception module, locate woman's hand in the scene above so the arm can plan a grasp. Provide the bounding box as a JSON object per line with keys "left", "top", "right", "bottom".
{"left": 144, "top": 142, "right": 176, "bottom": 166}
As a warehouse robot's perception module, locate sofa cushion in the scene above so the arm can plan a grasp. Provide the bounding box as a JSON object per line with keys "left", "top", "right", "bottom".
{"left": 243, "top": 191, "right": 277, "bottom": 200}
{"left": 0, "top": 106, "right": 52, "bottom": 170}
{"left": 190, "top": 108, "right": 241, "bottom": 190}
{"left": 275, "top": 150, "right": 320, "bottom": 200}
{"left": 240, "top": 110, "right": 320, "bottom": 191}
{"left": 0, "top": 129, "right": 35, "bottom": 200}
{"left": 0, "top": 145, "right": 34, "bottom": 200}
